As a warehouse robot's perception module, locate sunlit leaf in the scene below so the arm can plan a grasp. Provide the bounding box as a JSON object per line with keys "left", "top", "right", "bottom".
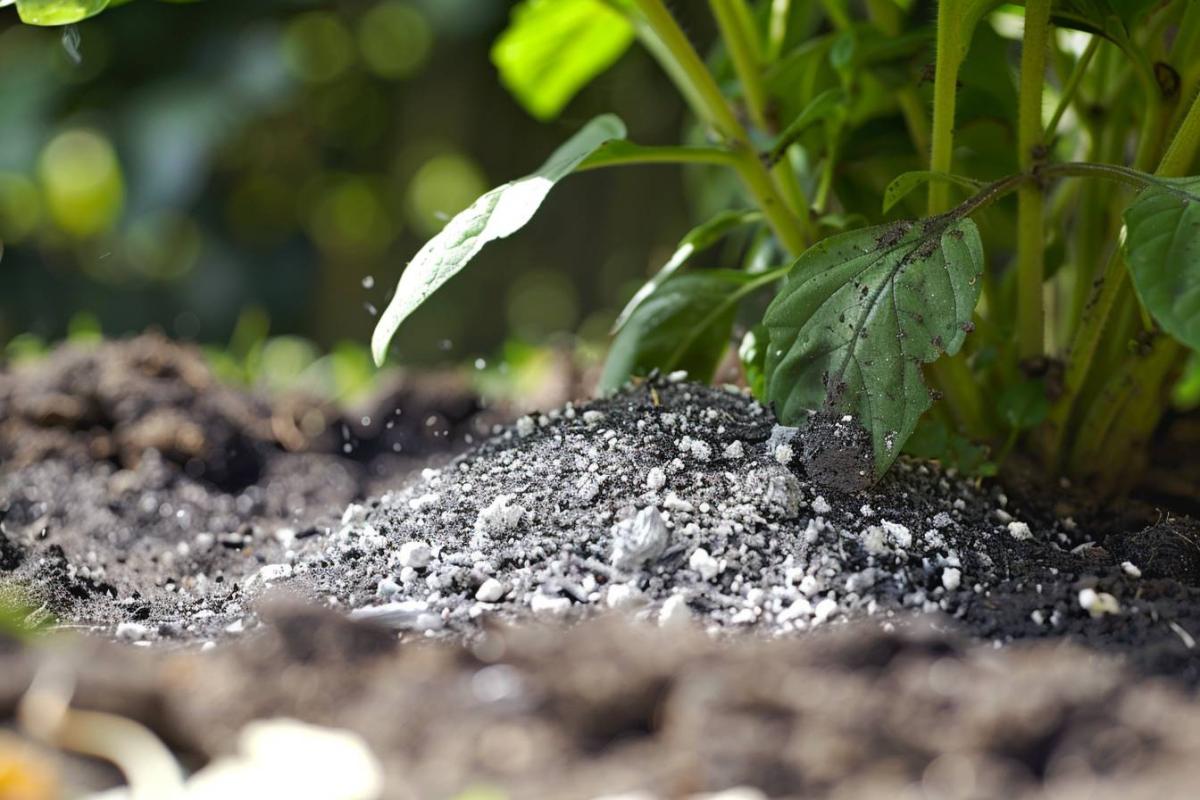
{"left": 601, "top": 270, "right": 764, "bottom": 395}
{"left": 612, "top": 209, "right": 762, "bottom": 332}
{"left": 764, "top": 217, "right": 984, "bottom": 475}
{"left": 492, "top": 0, "right": 634, "bottom": 120}
{"left": 15, "top": 0, "right": 108, "bottom": 25}
{"left": 372, "top": 114, "right": 626, "bottom": 366}
{"left": 1123, "top": 176, "right": 1200, "bottom": 350}
{"left": 882, "top": 170, "right": 983, "bottom": 214}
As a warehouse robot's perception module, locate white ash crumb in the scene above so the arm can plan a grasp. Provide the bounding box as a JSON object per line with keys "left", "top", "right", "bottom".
{"left": 515, "top": 416, "right": 536, "bottom": 438}
{"left": 658, "top": 593, "right": 691, "bottom": 626}
{"left": 611, "top": 506, "right": 669, "bottom": 570}
{"left": 688, "top": 547, "right": 721, "bottom": 580}
{"left": 860, "top": 504, "right": 875, "bottom": 517}
{"left": 1079, "top": 588, "right": 1120, "bottom": 618}
{"left": 813, "top": 597, "right": 839, "bottom": 624}
{"left": 583, "top": 410, "right": 606, "bottom": 426}
{"left": 811, "top": 495, "right": 832, "bottom": 515}
{"left": 605, "top": 583, "right": 644, "bottom": 610}
{"left": 941, "top": 567, "right": 962, "bottom": 592}
{"left": 1007, "top": 521, "right": 1033, "bottom": 541}
{"left": 645, "top": 467, "right": 666, "bottom": 491}
{"left": 773, "top": 444, "right": 794, "bottom": 465}
{"left": 397, "top": 541, "right": 432, "bottom": 569}
{"left": 724, "top": 440, "right": 744, "bottom": 459}
{"left": 257, "top": 564, "right": 292, "bottom": 583}
{"left": 530, "top": 593, "right": 571, "bottom": 617}
{"left": 473, "top": 495, "right": 526, "bottom": 540}
{"left": 666, "top": 370, "right": 689, "bottom": 383}
{"left": 1031, "top": 609, "right": 1046, "bottom": 625}
{"left": 116, "top": 622, "right": 149, "bottom": 641}
{"left": 1121, "top": 561, "right": 1142, "bottom": 579}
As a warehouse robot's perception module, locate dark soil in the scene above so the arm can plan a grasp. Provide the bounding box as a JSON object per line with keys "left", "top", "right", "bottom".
{"left": 4, "top": 336, "right": 1200, "bottom": 798}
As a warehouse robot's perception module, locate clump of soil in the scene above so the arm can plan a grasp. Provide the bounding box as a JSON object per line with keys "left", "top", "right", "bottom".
{"left": 0, "top": 335, "right": 495, "bottom": 629}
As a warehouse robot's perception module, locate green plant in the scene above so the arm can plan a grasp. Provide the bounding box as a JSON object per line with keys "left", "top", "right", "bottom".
{"left": 1, "top": 0, "right": 191, "bottom": 26}
{"left": 373, "top": 0, "right": 1200, "bottom": 496}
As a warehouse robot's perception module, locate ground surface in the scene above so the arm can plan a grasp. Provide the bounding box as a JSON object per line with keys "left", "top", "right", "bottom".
{"left": 3, "top": 337, "right": 1200, "bottom": 798}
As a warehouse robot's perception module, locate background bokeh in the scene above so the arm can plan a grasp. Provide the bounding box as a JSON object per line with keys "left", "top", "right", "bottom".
{"left": 0, "top": 0, "right": 710, "bottom": 396}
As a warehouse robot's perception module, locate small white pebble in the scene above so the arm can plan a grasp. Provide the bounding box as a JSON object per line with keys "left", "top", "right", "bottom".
{"left": 1121, "top": 561, "right": 1142, "bottom": 579}
{"left": 811, "top": 496, "right": 832, "bottom": 515}
{"left": 666, "top": 370, "right": 688, "bottom": 383}
{"left": 583, "top": 409, "right": 606, "bottom": 426}
{"left": 1078, "top": 587, "right": 1120, "bottom": 617}
{"left": 773, "top": 444, "right": 794, "bottom": 465}
{"left": 724, "top": 440, "right": 744, "bottom": 459}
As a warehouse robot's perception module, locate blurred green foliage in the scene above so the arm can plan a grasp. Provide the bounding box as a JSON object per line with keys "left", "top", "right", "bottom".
{"left": 0, "top": 0, "right": 693, "bottom": 376}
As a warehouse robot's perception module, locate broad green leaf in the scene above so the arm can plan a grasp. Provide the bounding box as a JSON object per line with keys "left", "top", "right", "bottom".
{"left": 600, "top": 269, "right": 765, "bottom": 395}
{"left": 372, "top": 114, "right": 626, "bottom": 366}
{"left": 904, "top": 416, "right": 997, "bottom": 477}
{"left": 612, "top": 209, "right": 762, "bottom": 332}
{"left": 492, "top": 0, "right": 634, "bottom": 121}
{"left": 1123, "top": 176, "right": 1200, "bottom": 350}
{"left": 765, "top": 88, "right": 845, "bottom": 166}
{"left": 997, "top": 379, "right": 1049, "bottom": 429}
{"left": 764, "top": 217, "right": 984, "bottom": 475}
{"left": 882, "top": 171, "right": 983, "bottom": 214}
{"left": 1051, "top": 0, "right": 1157, "bottom": 49}
{"left": 15, "top": 0, "right": 108, "bottom": 24}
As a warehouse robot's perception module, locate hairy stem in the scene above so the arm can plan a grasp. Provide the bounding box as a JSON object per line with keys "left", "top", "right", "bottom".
{"left": 1015, "top": 0, "right": 1052, "bottom": 360}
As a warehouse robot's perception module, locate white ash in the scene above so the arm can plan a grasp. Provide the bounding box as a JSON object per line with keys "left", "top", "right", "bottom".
{"left": 1007, "top": 521, "right": 1033, "bottom": 541}
{"left": 243, "top": 382, "right": 1070, "bottom": 641}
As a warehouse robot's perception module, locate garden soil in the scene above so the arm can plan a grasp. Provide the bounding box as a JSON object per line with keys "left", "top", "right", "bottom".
{"left": 3, "top": 336, "right": 1200, "bottom": 798}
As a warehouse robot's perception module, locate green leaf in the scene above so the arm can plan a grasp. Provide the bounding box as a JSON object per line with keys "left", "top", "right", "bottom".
{"left": 600, "top": 269, "right": 771, "bottom": 395}
{"left": 882, "top": 171, "right": 984, "bottom": 214}
{"left": 765, "top": 88, "right": 846, "bottom": 166}
{"left": 372, "top": 114, "right": 626, "bottom": 366}
{"left": 15, "top": 0, "right": 108, "bottom": 24}
{"left": 1051, "top": 0, "right": 1157, "bottom": 48}
{"left": 764, "top": 217, "right": 985, "bottom": 475}
{"left": 997, "top": 379, "right": 1049, "bottom": 430}
{"left": 491, "top": 0, "right": 634, "bottom": 121}
{"left": 612, "top": 209, "right": 762, "bottom": 332}
{"left": 1123, "top": 176, "right": 1200, "bottom": 350}
{"left": 904, "top": 416, "right": 997, "bottom": 477}
{"left": 578, "top": 140, "right": 736, "bottom": 170}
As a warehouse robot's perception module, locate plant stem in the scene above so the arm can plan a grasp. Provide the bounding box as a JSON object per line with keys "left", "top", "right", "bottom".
{"left": 1015, "top": 0, "right": 1051, "bottom": 361}
{"left": 1044, "top": 36, "right": 1099, "bottom": 140}
{"left": 1046, "top": 88, "right": 1200, "bottom": 469}
{"left": 629, "top": 0, "right": 808, "bottom": 255}
{"left": 928, "top": 0, "right": 964, "bottom": 215}
{"left": 710, "top": 0, "right": 769, "bottom": 130}
{"left": 709, "top": 0, "right": 815, "bottom": 236}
